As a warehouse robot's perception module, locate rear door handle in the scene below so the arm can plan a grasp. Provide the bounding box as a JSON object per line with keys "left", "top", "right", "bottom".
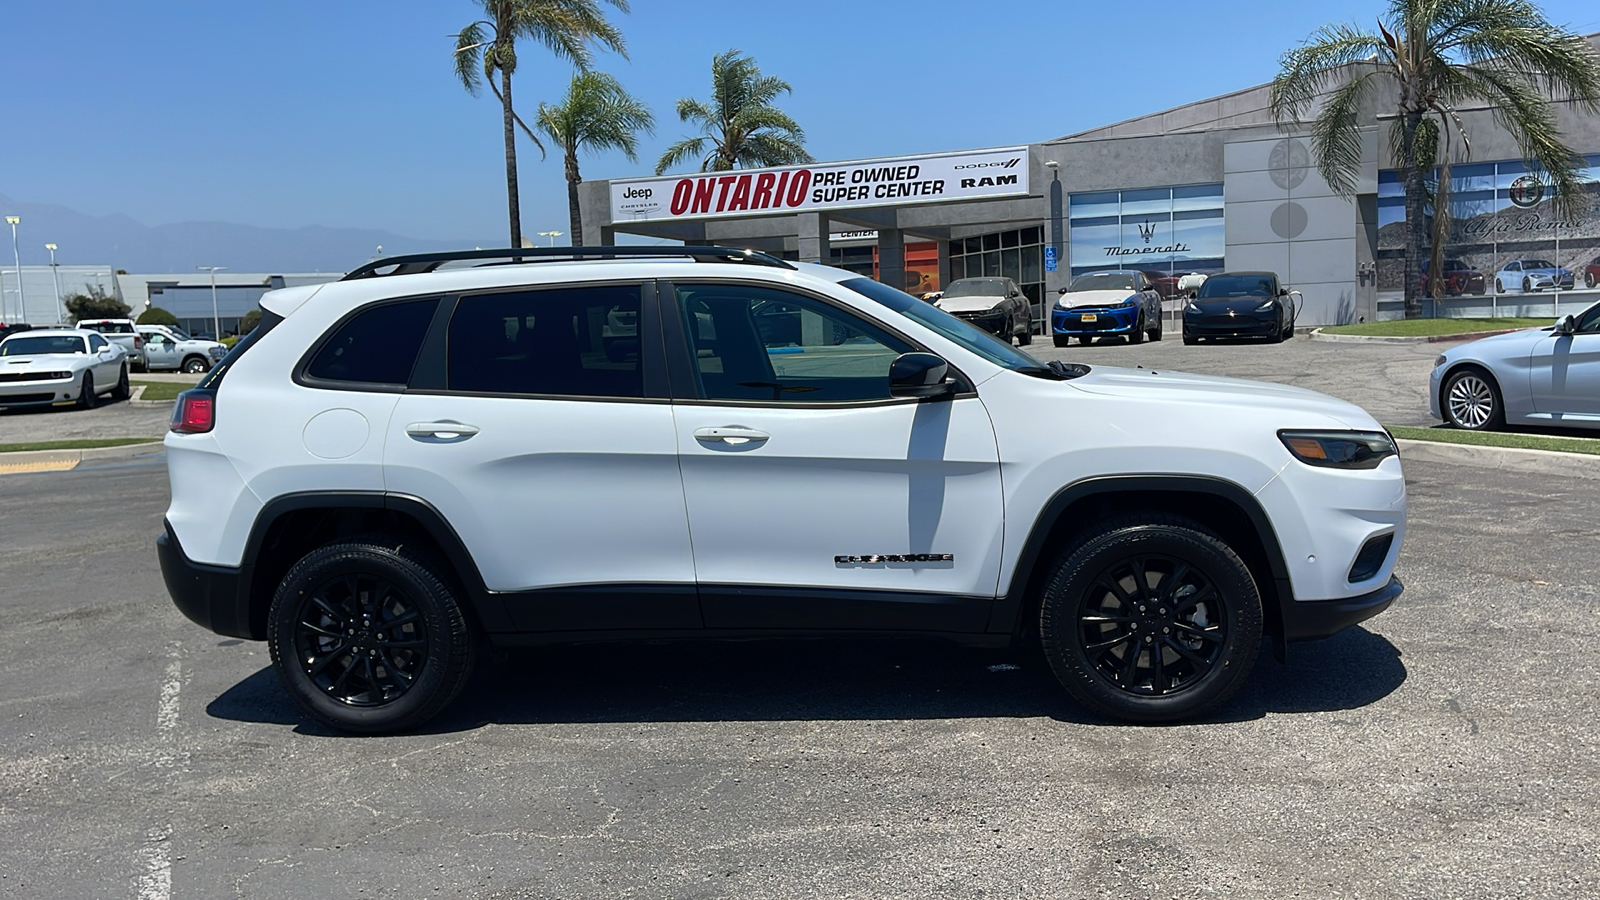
{"left": 693, "top": 426, "right": 770, "bottom": 445}
{"left": 406, "top": 421, "right": 480, "bottom": 443}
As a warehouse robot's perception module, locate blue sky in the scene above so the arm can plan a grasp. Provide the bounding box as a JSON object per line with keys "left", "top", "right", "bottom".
{"left": 5, "top": 0, "right": 1600, "bottom": 254}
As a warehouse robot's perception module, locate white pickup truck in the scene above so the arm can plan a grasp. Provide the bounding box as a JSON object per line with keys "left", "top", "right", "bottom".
{"left": 136, "top": 324, "right": 228, "bottom": 373}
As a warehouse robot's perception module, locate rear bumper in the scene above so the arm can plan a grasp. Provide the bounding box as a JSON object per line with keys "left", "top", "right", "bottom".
{"left": 1281, "top": 575, "right": 1402, "bottom": 642}
{"left": 157, "top": 520, "right": 254, "bottom": 639}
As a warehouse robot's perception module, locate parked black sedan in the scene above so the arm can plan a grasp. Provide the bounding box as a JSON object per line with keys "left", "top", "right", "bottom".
{"left": 1182, "top": 272, "right": 1296, "bottom": 344}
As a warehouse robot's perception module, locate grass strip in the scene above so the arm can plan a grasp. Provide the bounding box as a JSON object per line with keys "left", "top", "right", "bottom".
{"left": 132, "top": 381, "right": 187, "bottom": 401}
{"left": 0, "top": 437, "right": 161, "bottom": 453}
{"left": 1387, "top": 424, "right": 1600, "bottom": 456}
{"left": 1321, "top": 317, "right": 1549, "bottom": 337}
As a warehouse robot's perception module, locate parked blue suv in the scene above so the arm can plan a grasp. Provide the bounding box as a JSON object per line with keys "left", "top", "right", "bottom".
{"left": 1051, "top": 271, "right": 1164, "bottom": 347}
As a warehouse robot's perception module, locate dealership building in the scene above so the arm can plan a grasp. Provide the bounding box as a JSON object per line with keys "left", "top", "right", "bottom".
{"left": 578, "top": 32, "right": 1600, "bottom": 328}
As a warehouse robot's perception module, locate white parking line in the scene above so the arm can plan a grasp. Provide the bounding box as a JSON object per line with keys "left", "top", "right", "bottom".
{"left": 134, "top": 826, "right": 171, "bottom": 900}
{"left": 136, "top": 646, "right": 182, "bottom": 900}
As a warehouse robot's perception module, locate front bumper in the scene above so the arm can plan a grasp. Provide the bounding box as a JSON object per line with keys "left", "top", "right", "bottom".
{"left": 1052, "top": 306, "right": 1137, "bottom": 335}
{"left": 0, "top": 372, "right": 81, "bottom": 406}
{"left": 158, "top": 521, "right": 254, "bottom": 639}
{"left": 1528, "top": 274, "right": 1576, "bottom": 291}
{"left": 950, "top": 309, "right": 1009, "bottom": 337}
{"left": 1184, "top": 312, "right": 1278, "bottom": 338}
{"left": 1281, "top": 575, "right": 1403, "bottom": 641}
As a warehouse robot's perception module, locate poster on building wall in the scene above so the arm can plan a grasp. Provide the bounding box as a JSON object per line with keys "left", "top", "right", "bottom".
{"left": 1066, "top": 185, "right": 1226, "bottom": 278}
{"left": 610, "top": 147, "right": 1030, "bottom": 222}
{"left": 1376, "top": 156, "right": 1600, "bottom": 306}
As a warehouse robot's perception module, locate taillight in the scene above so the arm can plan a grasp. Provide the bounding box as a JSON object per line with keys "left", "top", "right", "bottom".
{"left": 170, "top": 389, "right": 215, "bottom": 434}
{"left": 134, "top": 335, "right": 144, "bottom": 349}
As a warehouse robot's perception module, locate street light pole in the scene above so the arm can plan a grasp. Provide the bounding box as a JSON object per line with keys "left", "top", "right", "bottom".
{"left": 196, "top": 266, "right": 226, "bottom": 338}
{"left": 5, "top": 216, "right": 23, "bottom": 324}
{"left": 45, "top": 243, "right": 62, "bottom": 322}
{"left": 538, "top": 230, "right": 563, "bottom": 247}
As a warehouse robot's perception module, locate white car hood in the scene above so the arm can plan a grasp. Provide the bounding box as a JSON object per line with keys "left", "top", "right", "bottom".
{"left": 1, "top": 353, "right": 90, "bottom": 371}
{"left": 1067, "top": 365, "right": 1379, "bottom": 429}
{"left": 937, "top": 295, "right": 1005, "bottom": 314}
{"left": 1057, "top": 289, "right": 1137, "bottom": 310}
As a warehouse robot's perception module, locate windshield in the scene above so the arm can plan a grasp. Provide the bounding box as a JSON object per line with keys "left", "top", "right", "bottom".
{"left": 943, "top": 278, "right": 1009, "bottom": 298}
{"left": 1522, "top": 260, "right": 1555, "bottom": 269}
{"left": 166, "top": 328, "right": 192, "bottom": 341}
{"left": 837, "top": 278, "right": 1042, "bottom": 371}
{"left": 1, "top": 335, "right": 86, "bottom": 355}
{"left": 1069, "top": 272, "right": 1139, "bottom": 292}
{"left": 1196, "top": 275, "right": 1276, "bottom": 299}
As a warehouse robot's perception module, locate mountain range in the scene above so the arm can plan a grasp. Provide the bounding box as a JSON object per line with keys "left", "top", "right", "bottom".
{"left": 0, "top": 193, "right": 497, "bottom": 274}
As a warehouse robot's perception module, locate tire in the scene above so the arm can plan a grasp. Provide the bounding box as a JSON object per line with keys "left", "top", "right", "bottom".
{"left": 182, "top": 356, "right": 209, "bottom": 374}
{"left": 1077, "top": 335, "right": 1092, "bottom": 346}
{"left": 1017, "top": 316, "right": 1033, "bottom": 346}
{"left": 1149, "top": 313, "right": 1163, "bottom": 342}
{"left": 1586, "top": 272, "right": 1595, "bottom": 289}
{"left": 1037, "top": 514, "right": 1263, "bottom": 722}
{"left": 1182, "top": 333, "right": 1198, "bottom": 346}
{"left": 1523, "top": 276, "right": 1533, "bottom": 293}
{"left": 1442, "top": 367, "right": 1505, "bottom": 432}
{"left": 111, "top": 365, "right": 130, "bottom": 401}
{"left": 1053, "top": 335, "right": 1070, "bottom": 348}
{"left": 1128, "top": 313, "right": 1145, "bottom": 344}
{"left": 267, "top": 539, "right": 475, "bottom": 734}
{"left": 76, "top": 372, "right": 96, "bottom": 410}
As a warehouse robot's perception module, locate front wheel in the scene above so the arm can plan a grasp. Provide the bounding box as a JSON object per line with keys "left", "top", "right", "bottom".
{"left": 1053, "top": 335, "right": 1070, "bottom": 348}
{"left": 76, "top": 372, "right": 96, "bottom": 410}
{"left": 1523, "top": 276, "right": 1534, "bottom": 293}
{"left": 1038, "top": 515, "right": 1263, "bottom": 722}
{"left": 1149, "top": 313, "right": 1163, "bottom": 342}
{"left": 182, "top": 356, "right": 209, "bottom": 374}
{"left": 1182, "top": 333, "right": 1198, "bottom": 346}
{"left": 1017, "top": 315, "right": 1032, "bottom": 346}
{"left": 1128, "top": 314, "right": 1146, "bottom": 345}
{"left": 1442, "top": 367, "right": 1504, "bottom": 431}
{"left": 267, "top": 539, "right": 475, "bottom": 734}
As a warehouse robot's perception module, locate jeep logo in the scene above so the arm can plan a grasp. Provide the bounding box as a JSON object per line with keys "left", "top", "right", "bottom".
{"left": 622, "top": 187, "right": 653, "bottom": 200}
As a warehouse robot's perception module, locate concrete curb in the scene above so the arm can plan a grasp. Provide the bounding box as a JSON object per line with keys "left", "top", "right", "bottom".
{"left": 1309, "top": 326, "right": 1536, "bottom": 344}
{"left": 0, "top": 441, "right": 165, "bottom": 472}
{"left": 1396, "top": 438, "right": 1600, "bottom": 480}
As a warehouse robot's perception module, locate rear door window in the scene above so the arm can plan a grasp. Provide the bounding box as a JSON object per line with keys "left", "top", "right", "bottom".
{"left": 446, "top": 285, "right": 644, "bottom": 398}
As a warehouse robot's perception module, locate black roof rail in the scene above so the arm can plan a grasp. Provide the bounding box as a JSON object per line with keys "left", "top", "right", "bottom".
{"left": 341, "top": 245, "right": 795, "bottom": 281}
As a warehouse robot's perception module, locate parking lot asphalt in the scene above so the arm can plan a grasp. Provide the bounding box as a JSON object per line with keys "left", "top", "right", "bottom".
{"left": 1, "top": 454, "right": 1595, "bottom": 898}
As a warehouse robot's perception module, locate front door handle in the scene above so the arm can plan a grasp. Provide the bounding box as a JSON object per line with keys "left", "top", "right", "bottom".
{"left": 406, "top": 421, "right": 480, "bottom": 443}
{"left": 693, "top": 426, "right": 770, "bottom": 445}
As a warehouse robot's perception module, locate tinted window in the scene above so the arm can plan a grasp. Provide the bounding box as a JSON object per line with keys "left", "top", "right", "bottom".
{"left": 1197, "top": 275, "right": 1277, "bottom": 299}
{"left": 677, "top": 284, "right": 911, "bottom": 403}
{"left": 88, "top": 334, "right": 108, "bottom": 351}
{"left": 1576, "top": 301, "right": 1600, "bottom": 334}
{"left": 1, "top": 335, "right": 86, "bottom": 355}
{"left": 306, "top": 298, "right": 437, "bottom": 386}
{"left": 82, "top": 321, "right": 135, "bottom": 334}
{"left": 447, "top": 285, "right": 643, "bottom": 398}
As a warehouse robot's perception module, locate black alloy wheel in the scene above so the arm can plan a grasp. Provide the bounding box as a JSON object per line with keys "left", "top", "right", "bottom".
{"left": 1038, "top": 515, "right": 1262, "bottom": 722}
{"left": 76, "top": 371, "right": 96, "bottom": 409}
{"left": 268, "top": 540, "right": 474, "bottom": 733}
{"left": 1442, "top": 367, "right": 1504, "bottom": 431}
{"left": 182, "top": 356, "right": 209, "bottom": 374}
{"left": 111, "top": 365, "right": 130, "bottom": 401}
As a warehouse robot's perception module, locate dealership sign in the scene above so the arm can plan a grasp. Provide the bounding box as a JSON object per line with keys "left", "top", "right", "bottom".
{"left": 610, "top": 147, "right": 1030, "bottom": 222}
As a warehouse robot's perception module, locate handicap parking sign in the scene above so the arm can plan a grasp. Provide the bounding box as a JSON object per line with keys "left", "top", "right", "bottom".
{"left": 1044, "top": 245, "right": 1058, "bottom": 272}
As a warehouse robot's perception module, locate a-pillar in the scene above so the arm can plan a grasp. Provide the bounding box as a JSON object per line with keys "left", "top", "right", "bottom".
{"left": 876, "top": 228, "right": 905, "bottom": 293}
{"left": 797, "top": 212, "right": 830, "bottom": 264}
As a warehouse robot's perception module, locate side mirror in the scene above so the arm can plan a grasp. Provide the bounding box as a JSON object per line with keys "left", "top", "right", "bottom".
{"left": 1057, "top": 287, "right": 1069, "bottom": 295}
{"left": 1554, "top": 315, "right": 1576, "bottom": 335}
{"left": 889, "top": 352, "right": 952, "bottom": 399}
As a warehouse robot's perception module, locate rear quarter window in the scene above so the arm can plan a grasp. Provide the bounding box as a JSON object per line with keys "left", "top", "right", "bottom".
{"left": 303, "top": 298, "right": 438, "bottom": 388}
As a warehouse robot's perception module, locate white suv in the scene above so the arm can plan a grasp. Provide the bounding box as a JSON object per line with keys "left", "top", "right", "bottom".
{"left": 157, "top": 248, "right": 1405, "bottom": 733}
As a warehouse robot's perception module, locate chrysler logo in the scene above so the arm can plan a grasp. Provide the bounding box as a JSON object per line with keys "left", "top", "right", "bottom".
{"left": 1138, "top": 219, "right": 1156, "bottom": 244}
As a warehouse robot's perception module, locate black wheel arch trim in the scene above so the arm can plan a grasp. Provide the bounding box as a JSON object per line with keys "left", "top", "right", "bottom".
{"left": 985, "top": 474, "right": 1295, "bottom": 647}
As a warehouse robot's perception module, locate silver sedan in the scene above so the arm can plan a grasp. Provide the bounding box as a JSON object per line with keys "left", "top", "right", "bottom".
{"left": 1429, "top": 300, "right": 1600, "bottom": 431}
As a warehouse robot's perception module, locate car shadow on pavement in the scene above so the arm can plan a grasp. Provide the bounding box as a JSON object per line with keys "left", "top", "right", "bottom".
{"left": 205, "top": 627, "right": 1405, "bottom": 735}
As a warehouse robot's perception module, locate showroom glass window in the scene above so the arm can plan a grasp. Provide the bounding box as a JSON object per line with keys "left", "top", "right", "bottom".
{"left": 446, "top": 285, "right": 644, "bottom": 398}
{"left": 675, "top": 284, "right": 912, "bottom": 403}
{"left": 946, "top": 226, "right": 1045, "bottom": 314}
{"left": 1066, "top": 184, "right": 1225, "bottom": 280}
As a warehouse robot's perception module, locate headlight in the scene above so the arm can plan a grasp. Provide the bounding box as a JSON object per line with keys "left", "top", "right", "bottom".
{"left": 1255, "top": 300, "right": 1277, "bottom": 313}
{"left": 1119, "top": 295, "right": 1138, "bottom": 308}
{"left": 1186, "top": 301, "right": 1200, "bottom": 313}
{"left": 1278, "top": 430, "right": 1396, "bottom": 470}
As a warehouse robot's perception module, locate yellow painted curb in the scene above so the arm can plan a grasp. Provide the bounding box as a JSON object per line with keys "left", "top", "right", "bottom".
{"left": 0, "top": 458, "right": 80, "bottom": 475}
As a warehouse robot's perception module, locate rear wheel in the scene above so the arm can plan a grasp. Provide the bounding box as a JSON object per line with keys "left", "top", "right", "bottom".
{"left": 1523, "top": 276, "right": 1534, "bottom": 293}
{"left": 1587, "top": 272, "right": 1595, "bottom": 289}
{"left": 76, "top": 372, "right": 96, "bottom": 409}
{"left": 267, "top": 539, "right": 475, "bottom": 734}
{"left": 1442, "top": 367, "right": 1504, "bottom": 431}
{"left": 1038, "top": 515, "right": 1262, "bottom": 722}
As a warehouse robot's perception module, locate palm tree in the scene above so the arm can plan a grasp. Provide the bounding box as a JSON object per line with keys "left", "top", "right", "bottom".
{"left": 535, "top": 72, "right": 654, "bottom": 245}
{"left": 654, "top": 49, "right": 814, "bottom": 175}
{"left": 454, "top": 0, "right": 628, "bottom": 249}
{"left": 1270, "top": 0, "right": 1600, "bottom": 318}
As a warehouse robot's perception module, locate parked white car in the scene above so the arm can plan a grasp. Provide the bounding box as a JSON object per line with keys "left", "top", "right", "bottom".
{"left": 0, "top": 328, "right": 131, "bottom": 409}
{"left": 136, "top": 325, "right": 227, "bottom": 373}
{"left": 159, "top": 247, "right": 1405, "bottom": 733}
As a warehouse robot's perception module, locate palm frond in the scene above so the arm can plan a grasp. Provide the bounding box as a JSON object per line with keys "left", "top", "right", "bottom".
{"left": 1271, "top": 23, "right": 1386, "bottom": 124}
{"left": 655, "top": 137, "right": 706, "bottom": 175}
{"left": 739, "top": 132, "right": 814, "bottom": 168}
{"left": 454, "top": 23, "right": 488, "bottom": 95}
{"left": 1308, "top": 71, "right": 1379, "bottom": 196}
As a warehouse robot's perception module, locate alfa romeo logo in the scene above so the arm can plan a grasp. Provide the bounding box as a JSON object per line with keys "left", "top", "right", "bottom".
{"left": 1508, "top": 175, "right": 1545, "bottom": 209}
